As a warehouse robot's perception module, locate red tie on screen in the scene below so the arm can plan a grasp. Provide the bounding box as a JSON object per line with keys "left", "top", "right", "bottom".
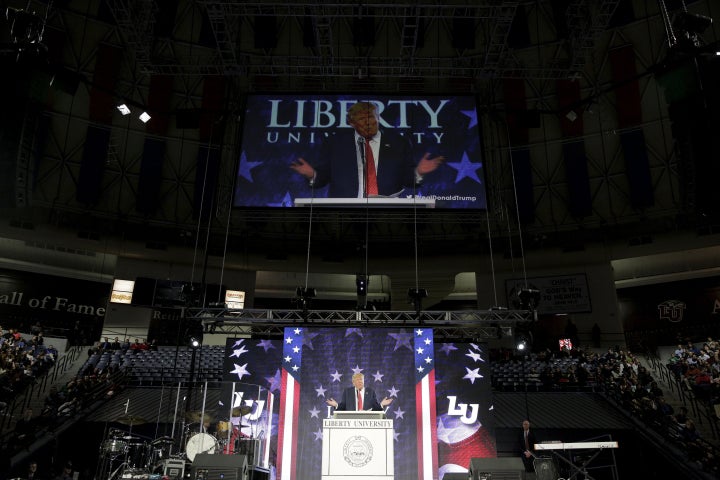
{"left": 365, "top": 138, "right": 378, "bottom": 196}
{"left": 357, "top": 390, "right": 363, "bottom": 411}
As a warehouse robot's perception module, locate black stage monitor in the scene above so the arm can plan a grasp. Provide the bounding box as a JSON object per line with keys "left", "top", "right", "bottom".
{"left": 468, "top": 457, "right": 524, "bottom": 480}
{"left": 191, "top": 453, "right": 248, "bottom": 480}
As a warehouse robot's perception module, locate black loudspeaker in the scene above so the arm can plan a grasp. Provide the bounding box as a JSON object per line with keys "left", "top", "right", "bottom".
{"left": 468, "top": 457, "right": 524, "bottom": 480}
{"left": 249, "top": 466, "right": 270, "bottom": 480}
{"left": 191, "top": 453, "right": 248, "bottom": 480}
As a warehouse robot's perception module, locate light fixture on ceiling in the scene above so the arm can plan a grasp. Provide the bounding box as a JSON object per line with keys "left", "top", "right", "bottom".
{"left": 139, "top": 111, "right": 151, "bottom": 123}
{"left": 117, "top": 104, "right": 131, "bottom": 115}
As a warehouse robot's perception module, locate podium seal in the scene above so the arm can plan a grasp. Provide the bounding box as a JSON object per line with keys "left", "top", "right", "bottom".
{"left": 343, "top": 435, "right": 373, "bottom": 467}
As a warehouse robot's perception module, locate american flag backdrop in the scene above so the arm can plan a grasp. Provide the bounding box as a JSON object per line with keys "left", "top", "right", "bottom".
{"left": 415, "top": 328, "right": 439, "bottom": 479}
{"left": 224, "top": 331, "right": 495, "bottom": 480}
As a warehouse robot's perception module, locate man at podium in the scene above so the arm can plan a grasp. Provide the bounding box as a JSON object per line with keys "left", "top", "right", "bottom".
{"left": 326, "top": 373, "right": 394, "bottom": 411}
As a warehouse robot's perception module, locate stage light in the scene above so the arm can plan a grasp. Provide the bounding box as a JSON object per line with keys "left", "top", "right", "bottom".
{"left": 117, "top": 104, "right": 131, "bottom": 115}
{"left": 518, "top": 288, "right": 540, "bottom": 311}
{"left": 189, "top": 337, "right": 201, "bottom": 348}
{"left": 139, "top": 111, "right": 151, "bottom": 123}
{"left": 356, "top": 275, "right": 368, "bottom": 296}
{"left": 516, "top": 339, "right": 526, "bottom": 351}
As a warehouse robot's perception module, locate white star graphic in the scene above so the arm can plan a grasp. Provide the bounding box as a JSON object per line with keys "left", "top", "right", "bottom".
{"left": 352, "top": 365, "right": 364, "bottom": 375}
{"left": 309, "top": 407, "right": 320, "bottom": 418}
{"left": 393, "top": 407, "right": 405, "bottom": 420}
{"left": 294, "top": 328, "right": 302, "bottom": 335}
{"left": 424, "top": 337, "right": 432, "bottom": 345}
{"left": 232, "top": 339, "right": 245, "bottom": 348}
{"left": 387, "top": 386, "right": 400, "bottom": 398}
{"left": 284, "top": 355, "right": 291, "bottom": 363}
{"left": 230, "top": 345, "right": 248, "bottom": 358}
{"left": 471, "top": 343, "right": 481, "bottom": 351}
{"left": 372, "top": 371, "right": 384, "bottom": 382}
{"left": 292, "top": 365, "right": 299, "bottom": 372}
{"left": 285, "top": 337, "right": 293, "bottom": 344}
{"left": 425, "top": 356, "right": 433, "bottom": 364}
{"left": 416, "top": 347, "right": 424, "bottom": 354}
{"left": 292, "top": 346, "right": 300, "bottom": 354}
{"left": 313, "top": 428, "right": 323, "bottom": 441}
{"left": 330, "top": 370, "right": 343, "bottom": 382}
{"left": 415, "top": 329, "right": 424, "bottom": 336}
{"left": 315, "top": 385, "right": 327, "bottom": 397}
{"left": 417, "top": 366, "right": 425, "bottom": 373}
{"left": 230, "top": 363, "right": 250, "bottom": 381}
{"left": 466, "top": 350, "right": 483, "bottom": 362}
{"left": 463, "top": 367, "right": 483, "bottom": 384}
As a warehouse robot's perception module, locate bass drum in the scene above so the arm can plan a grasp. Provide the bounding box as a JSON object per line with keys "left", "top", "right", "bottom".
{"left": 186, "top": 433, "right": 218, "bottom": 462}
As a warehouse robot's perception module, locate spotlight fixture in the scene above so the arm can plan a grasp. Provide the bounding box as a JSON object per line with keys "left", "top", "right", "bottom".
{"left": 117, "top": 104, "right": 131, "bottom": 115}
{"left": 518, "top": 288, "right": 541, "bottom": 311}
{"left": 139, "top": 111, "right": 151, "bottom": 123}
{"left": 189, "top": 337, "right": 201, "bottom": 348}
{"left": 516, "top": 339, "right": 526, "bottom": 351}
{"left": 356, "top": 275, "right": 368, "bottom": 296}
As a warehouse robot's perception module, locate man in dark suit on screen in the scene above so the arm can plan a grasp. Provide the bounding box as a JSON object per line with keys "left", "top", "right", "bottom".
{"left": 290, "top": 101, "right": 444, "bottom": 198}
{"left": 326, "top": 373, "right": 394, "bottom": 411}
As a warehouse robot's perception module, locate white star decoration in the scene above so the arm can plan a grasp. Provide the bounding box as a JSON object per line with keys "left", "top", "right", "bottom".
{"left": 351, "top": 365, "right": 363, "bottom": 375}
{"left": 230, "top": 345, "right": 248, "bottom": 358}
{"left": 285, "top": 337, "right": 293, "bottom": 344}
{"left": 466, "top": 350, "right": 483, "bottom": 362}
{"left": 372, "top": 371, "right": 384, "bottom": 382}
{"left": 309, "top": 407, "right": 320, "bottom": 418}
{"left": 387, "top": 386, "right": 400, "bottom": 398}
{"left": 315, "top": 385, "right": 327, "bottom": 397}
{"left": 330, "top": 370, "right": 343, "bottom": 382}
{"left": 463, "top": 367, "right": 483, "bottom": 384}
{"left": 230, "top": 363, "right": 250, "bottom": 381}
{"left": 393, "top": 407, "right": 405, "bottom": 419}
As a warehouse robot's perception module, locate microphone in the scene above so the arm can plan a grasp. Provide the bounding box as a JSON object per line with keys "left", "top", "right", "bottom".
{"left": 357, "top": 137, "right": 366, "bottom": 164}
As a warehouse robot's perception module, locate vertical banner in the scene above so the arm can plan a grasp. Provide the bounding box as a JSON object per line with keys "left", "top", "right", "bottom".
{"left": 278, "top": 326, "right": 303, "bottom": 480}
{"left": 435, "top": 342, "right": 495, "bottom": 478}
{"left": 415, "top": 328, "right": 438, "bottom": 479}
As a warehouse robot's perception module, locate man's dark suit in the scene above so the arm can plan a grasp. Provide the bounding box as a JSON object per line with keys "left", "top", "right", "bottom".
{"left": 519, "top": 428, "right": 537, "bottom": 472}
{"left": 335, "top": 386, "right": 384, "bottom": 411}
{"left": 312, "top": 129, "right": 416, "bottom": 198}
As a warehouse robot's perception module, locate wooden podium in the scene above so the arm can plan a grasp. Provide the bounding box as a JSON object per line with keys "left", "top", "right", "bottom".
{"left": 321, "top": 411, "right": 394, "bottom": 480}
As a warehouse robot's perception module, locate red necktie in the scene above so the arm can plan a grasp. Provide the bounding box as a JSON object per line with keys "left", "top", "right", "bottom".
{"left": 365, "top": 139, "right": 378, "bottom": 196}
{"left": 357, "top": 390, "right": 363, "bottom": 410}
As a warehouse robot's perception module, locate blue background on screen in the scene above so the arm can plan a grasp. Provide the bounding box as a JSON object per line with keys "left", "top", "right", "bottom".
{"left": 234, "top": 95, "right": 487, "bottom": 210}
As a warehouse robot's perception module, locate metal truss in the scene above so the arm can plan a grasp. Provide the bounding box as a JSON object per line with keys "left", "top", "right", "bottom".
{"left": 186, "top": 307, "right": 533, "bottom": 340}
{"left": 566, "top": 0, "right": 622, "bottom": 71}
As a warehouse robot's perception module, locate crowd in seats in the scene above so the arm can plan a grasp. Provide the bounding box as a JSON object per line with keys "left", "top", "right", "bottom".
{"left": 0, "top": 325, "right": 58, "bottom": 410}
{"left": 2, "top": 354, "right": 126, "bottom": 460}
{"left": 666, "top": 338, "right": 720, "bottom": 405}
{"left": 492, "top": 344, "right": 720, "bottom": 476}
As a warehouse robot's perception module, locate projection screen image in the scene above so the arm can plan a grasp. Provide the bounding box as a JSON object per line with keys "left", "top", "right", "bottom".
{"left": 234, "top": 94, "right": 487, "bottom": 210}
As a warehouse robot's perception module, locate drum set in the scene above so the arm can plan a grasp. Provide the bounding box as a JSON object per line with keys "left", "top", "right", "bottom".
{"left": 98, "top": 407, "right": 255, "bottom": 480}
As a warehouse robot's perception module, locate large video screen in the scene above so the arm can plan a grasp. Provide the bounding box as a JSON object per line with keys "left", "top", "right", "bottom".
{"left": 234, "top": 94, "right": 487, "bottom": 210}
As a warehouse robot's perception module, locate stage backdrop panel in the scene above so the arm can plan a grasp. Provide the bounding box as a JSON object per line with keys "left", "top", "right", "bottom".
{"left": 223, "top": 329, "right": 495, "bottom": 480}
